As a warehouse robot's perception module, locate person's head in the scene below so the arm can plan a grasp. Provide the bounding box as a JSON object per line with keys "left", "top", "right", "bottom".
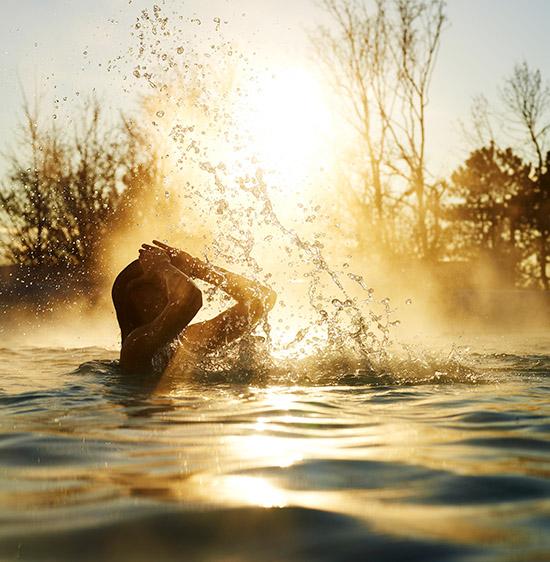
{"left": 112, "top": 260, "right": 167, "bottom": 342}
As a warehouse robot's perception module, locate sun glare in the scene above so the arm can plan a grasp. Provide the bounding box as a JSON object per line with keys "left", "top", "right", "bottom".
{"left": 210, "top": 475, "right": 287, "bottom": 508}
{"left": 240, "top": 67, "right": 335, "bottom": 190}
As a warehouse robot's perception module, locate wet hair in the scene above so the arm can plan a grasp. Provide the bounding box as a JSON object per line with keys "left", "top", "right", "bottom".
{"left": 111, "top": 260, "right": 143, "bottom": 343}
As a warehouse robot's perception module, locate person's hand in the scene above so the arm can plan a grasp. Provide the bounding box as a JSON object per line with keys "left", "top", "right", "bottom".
{"left": 139, "top": 243, "right": 171, "bottom": 278}
{"left": 152, "top": 240, "right": 197, "bottom": 274}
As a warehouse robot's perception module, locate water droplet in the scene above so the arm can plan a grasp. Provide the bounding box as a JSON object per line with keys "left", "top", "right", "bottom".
{"left": 405, "top": 299, "right": 412, "bottom": 305}
{"left": 347, "top": 272, "right": 367, "bottom": 290}
{"left": 156, "top": 110, "right": 165, "bottom": 118}
{"left": 52, "top": 114, "right": 57, "bottom": 119}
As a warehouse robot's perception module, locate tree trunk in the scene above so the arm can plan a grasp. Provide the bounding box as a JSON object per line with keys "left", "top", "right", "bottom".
{"left": 371, "top": 159, "right": 386, "bottom": 250}
{"left": 540, "top": 233, "right": 549, "bottom": 290}
{"left": 415, "top": 174, "right": 428, "bottom": 258}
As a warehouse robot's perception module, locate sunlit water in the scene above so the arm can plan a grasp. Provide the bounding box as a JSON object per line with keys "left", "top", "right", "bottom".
{"left": 0, "top": 335, "right": 548, "bottom": 561}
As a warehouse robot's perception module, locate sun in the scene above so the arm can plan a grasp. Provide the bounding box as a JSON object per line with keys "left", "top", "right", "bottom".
{"left": 238, "top": 66, "right": 335, "bottom": 191}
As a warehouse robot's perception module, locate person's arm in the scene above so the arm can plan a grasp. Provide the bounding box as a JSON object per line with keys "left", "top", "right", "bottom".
{"left": 151, "top": 240, "right": 276, "bottom": 308}
{"left": 150, "top": 241, "right": 276, "bottom": 352}
{"left": 120, "top": 248, "right": 203, "bottom": 373}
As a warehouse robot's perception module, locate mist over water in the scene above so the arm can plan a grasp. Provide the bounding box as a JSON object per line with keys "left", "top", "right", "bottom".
{"left": 106, "top": 5, "right": 424, "bottom": 376}
{"left": 0, "top": 4, "right": 549, "bottom": 562}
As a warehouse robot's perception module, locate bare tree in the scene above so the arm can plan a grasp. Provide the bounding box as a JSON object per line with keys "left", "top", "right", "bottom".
{"left": 384, "top": 0, "right": 446, "bottom": 258}
{"left": 501, "top": 62, "right": 550, "bottom": 173}
{"left": 0, "top": 97, "right": 153, "bottom": 268}
{"left": 501, "top": 62, "right": 550, "bottom": 288}
{"left": 312, "top": 0, "right": 394, "bottom": 254}
{"left": 313, "top": 0, "right": 446, "bottom": 259}
{"left": 461, "top": 94, "right": 496, "bottom": 149}
{"left": 0, "top": 98, "right": 59, "bottom": 265}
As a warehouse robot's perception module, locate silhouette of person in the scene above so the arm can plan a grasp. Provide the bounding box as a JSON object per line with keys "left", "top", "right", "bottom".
{"left": 112, "top": 241, "right": 276, "bottom": 375}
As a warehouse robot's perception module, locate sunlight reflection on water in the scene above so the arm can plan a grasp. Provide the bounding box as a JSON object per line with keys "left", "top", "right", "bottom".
{"left": 0, "top": 339, "right": 548, "bottom": 561}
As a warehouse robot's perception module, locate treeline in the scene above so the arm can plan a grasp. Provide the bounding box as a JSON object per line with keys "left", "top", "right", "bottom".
{"left": 0, "top": 98, "right": 159, "bottom": 270}
{"left": 449, "top": 143, "right": 549, "bottom": 289}
{"left": 314, "top": 0, "right": 549, "bottom": 289}
{"left": 0, "top": 0, "right": 548, "bottom": 292}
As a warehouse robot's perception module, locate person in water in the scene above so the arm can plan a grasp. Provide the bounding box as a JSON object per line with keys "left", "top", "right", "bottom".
{"left": 112, "top": 241, "right": 276, "bottom": 374}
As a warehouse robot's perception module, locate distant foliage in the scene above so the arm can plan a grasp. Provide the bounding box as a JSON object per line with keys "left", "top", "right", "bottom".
{"left": 314, "top": 2, "right": 549, "bottom": 289}
{"left": 448, "top": 143, "right": 549, "bottom": 288}
{"left": 452, "top": 62, "right": 550, "bottom": 289}
{"left": 313, "top": 0, "right": 447, "bottom": 260}
{"left": 0, "top": 99, "right": 155, "bottom": 268}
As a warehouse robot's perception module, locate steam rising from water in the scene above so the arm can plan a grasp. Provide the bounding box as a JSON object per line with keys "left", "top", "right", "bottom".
{"left": 111, "top": 6, "right": 401, "bottom": 361}
{"left": 0, "top": 4, "right": 490, "bottom": 384}
{"left": 79, "top": 3, "right": 484, "bottom": 387}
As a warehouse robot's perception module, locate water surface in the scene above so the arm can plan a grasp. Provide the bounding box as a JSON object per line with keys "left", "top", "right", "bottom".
{"left": 0, "top": 336, "right": 548, "bottom": 561}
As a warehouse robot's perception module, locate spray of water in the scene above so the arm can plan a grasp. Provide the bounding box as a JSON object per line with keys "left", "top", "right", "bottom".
{"left": 103, "top": 4, "right": 481, "bottom": 385}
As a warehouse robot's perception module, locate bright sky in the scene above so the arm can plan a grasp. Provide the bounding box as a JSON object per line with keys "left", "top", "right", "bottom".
{"left": 1, "top": 0, "right": 549, "bottom": 177}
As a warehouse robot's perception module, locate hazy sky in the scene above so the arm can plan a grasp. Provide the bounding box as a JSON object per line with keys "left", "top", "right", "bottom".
{"left": 1, "top": 0, "right": 549, "bottom": 175}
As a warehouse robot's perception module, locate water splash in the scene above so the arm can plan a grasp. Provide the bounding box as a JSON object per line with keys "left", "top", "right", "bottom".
{"left": 107, "top": 3, "right": 471, "bottom": 383}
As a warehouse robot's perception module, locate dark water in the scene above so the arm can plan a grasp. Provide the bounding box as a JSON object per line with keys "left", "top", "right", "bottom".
{"left": 0, "top": 336, "right": 549, "bottom": 562}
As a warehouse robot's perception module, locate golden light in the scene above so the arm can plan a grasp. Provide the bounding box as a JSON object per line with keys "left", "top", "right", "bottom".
{"left": 239, "top": 67, "right": 335, "bottom": 190}
{"left": 239, "top": 433, "right": 303, "bottom": 468}
{"left": 215, "top": 475, "right": 287, "bottom": 508}
{"left": 268, "top": 317, "right": 329, "bottom": 360}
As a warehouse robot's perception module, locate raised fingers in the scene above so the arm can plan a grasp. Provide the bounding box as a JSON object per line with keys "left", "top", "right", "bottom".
{"left": 152, "top": 240, "right": 176, "bottom": 254}
{"left": 141, "top": 244, "right": 166, "bottom": 257}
